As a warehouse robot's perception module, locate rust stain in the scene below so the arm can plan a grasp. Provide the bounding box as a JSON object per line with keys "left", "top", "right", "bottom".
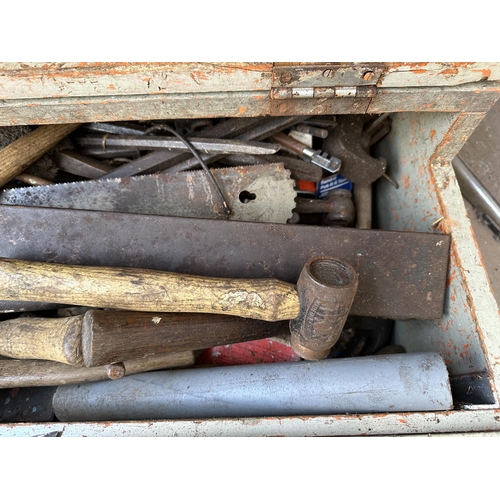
{"left": 238, "top": 106, "right": 247, "bottom": 114}
{"left": 430, "top": 129, "right": 436, "bottom": 141}
{"left": 398, "top": 418, "right": 407, "bottom": 424}
{"left": 403, "top": 175, "right": 411, "bottom": 189}
{"left": 448, "top": 62, "right": 473, "bottom": 69}
{"left": 190, "top": 70, "right": 210, "bottom": 83}
{"left": 446, "top": 268, "right": 458, "bottom": 287}
{"left": 459, "top": 343, "right": 472, "bottom": 361}
{"left": 438, "top": 68, "right": 459, "bottom": 77}
{"left": 386, "top": 62, "right": 428, "bottom": 70}
{"left": 476, "top": 69, "right": 491, "bottom": 79}
{"left": 0, "top": 62, "right": 270, "bottom": 83}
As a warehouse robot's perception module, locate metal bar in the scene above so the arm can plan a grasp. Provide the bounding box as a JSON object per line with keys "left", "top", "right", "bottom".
{"left": 55, "top": 150, "right": 113, "bottom": 178}
{"left": 0, "top": 206, "right": 451, "bottom": 320}
{"left": 165, "top": 116, "right": 307, "bottom": 173}
{"left": 73, "top": 135, "right": 280, "bottom": 155}
{"left": 98, "top": 117, "right": 267, "bottom": 178}
{"left": 81, "top": 122, "right": 148, "bottom": 136}
{"left": 452, "top": 155, "right": 500, "bottom": 232}
{"left": 78, "top": 147, "right": 141, "bottom": 159}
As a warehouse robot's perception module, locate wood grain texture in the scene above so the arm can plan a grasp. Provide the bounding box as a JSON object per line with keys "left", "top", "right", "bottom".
{"left": 0, "top": 258, "right": 301, "bottom": 321}
{"left": 14, "top": 173, "right": 53, "bottom": 186}
{"left": 0, "top": 123, "right": 80, "bottom": 187}
{"left": 0, "top": 315, "right": 84, "bottom": 365}
{"left": 0, "top": 351, "right": 195, "bottom": 388}
{"left": 81, "top": 310, "right": 291, "bottom": 367}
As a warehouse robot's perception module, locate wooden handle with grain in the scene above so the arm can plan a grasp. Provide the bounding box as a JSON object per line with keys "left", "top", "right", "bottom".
{"left": 0, "top": 351, "right": 195, "bottom": 388}
{"left": 0, "top": 123, "right": 80, "bottom": 187}
{"left": 0, "top": 315, "right": 84, "bottom": 366}
{"left": 81, "top": 310, "right": 290, "bottom": 367}
{"left": 0, "top": 310, "right": 290, "bottom": 367}
{"left": 0, "top": 257, "right": 300, "bottom": 321}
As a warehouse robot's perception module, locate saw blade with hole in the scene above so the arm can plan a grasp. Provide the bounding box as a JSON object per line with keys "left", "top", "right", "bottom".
{"left": 0, "top": 163, "right": 297, "bottom": 224}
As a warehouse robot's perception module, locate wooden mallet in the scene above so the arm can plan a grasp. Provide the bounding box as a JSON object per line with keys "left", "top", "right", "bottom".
{"left": 0, "top": 255, "right": 358, "bottom": 360}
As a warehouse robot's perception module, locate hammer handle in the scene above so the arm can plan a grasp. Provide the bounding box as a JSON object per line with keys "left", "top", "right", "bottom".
{"left": 0, "top": 123, "right": 80, "bottom": 188}
{"left": 0, "top": 316, "right": 84, "bottom": 366}
{"left": 0, "top": 258, "right": 300, "bottom": 322}
{"left": 0, "top": 311, "right": 289, "bottom": 367}
{"left": 0, "top": 351, "right": 195, "bottom": 388}
{"left": 82, "top": 310, "right": 290, "bottom": 367}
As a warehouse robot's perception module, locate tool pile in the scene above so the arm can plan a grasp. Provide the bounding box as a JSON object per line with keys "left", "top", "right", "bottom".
{"left": 0, "top": 115, "right": 454, "bottom": 423}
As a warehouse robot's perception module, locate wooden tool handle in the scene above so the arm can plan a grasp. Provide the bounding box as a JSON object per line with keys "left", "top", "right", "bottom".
{"left": 0, "top": 258, "right": 300, "bottom": 321}
{"left": 0, "top": 123, "right": 80, "bottom": 187}
{"left": 0, "top": 315, "right": 84, "bottom": 366}
{"left": 0, "top": 351, "right": 195, "bottom": 388}
{"left": 81, "top": 310, "right": 291, "bottom": 367}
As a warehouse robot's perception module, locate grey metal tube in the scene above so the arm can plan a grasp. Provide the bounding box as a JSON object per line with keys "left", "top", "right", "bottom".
{"left": 354, "top": 183, "right": 372, "bottom": 229}
{"left": 452, "top": 155, "right": 500, "bottom": 231}
{"left": 52, "top": 353, "right": 453, "bottom": 421}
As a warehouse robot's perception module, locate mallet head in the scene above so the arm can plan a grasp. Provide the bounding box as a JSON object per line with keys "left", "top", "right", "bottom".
{"left": 290, "top": 257, "right": 358, "bottom": 360}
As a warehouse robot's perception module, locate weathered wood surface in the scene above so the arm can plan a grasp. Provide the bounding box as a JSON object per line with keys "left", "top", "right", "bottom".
{"left": 0, "top": 63, "right": 499, "bottom": 125}
{"left": 0, "top": 123, "right": 80, "bottom": 186}
{"left": 0, "top": 258, "right": 301, "bottom": 322}
{"left": 0, "top": 351, "right": 195, "bottom": 388}
{"left": 0, "top": 316, "right": 84, "bottom": 366}
{"left": 82, "top": 310, "right": 290, "bottom": 366}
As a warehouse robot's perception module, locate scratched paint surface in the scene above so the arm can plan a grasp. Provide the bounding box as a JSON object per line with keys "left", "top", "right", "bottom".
{"left": 0, "top": 62, "right": 273, "bottom": 100}
{"left": 381, "top": 62, "right": 500, "bottom": 87}
{"left": 375, "top": 112, "right": 500, "bottom": 391}
{"left": 1, "top": 63, "right": 500, "bottom": 125}
{"left": 2, "top": 408, "right": 500, "bottom": 436}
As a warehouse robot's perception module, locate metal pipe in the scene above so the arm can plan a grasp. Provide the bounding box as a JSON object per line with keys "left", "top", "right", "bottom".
{"left": 354, "top": 183, "right": 372, "bottom": 229}
{"left": 452, "top": 155, "right": 500, "bottom": 232}
{"left": 52, "top": 353, "right": 453, "bottom": 421}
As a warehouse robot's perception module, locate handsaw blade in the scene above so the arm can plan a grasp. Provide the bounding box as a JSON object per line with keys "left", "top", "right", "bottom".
{"left": 0, "top": 163, "right": 297, "bottom": 224}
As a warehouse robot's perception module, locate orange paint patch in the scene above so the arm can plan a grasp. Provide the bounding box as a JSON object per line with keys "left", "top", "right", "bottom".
{"left": 403, "top": 176, "right": 411, "bottom": 189}
{"left": 398, "top": 419, "right": 407, "bottom": 424}
{"left": 238, "top": 106, "right": 247, "bottom": 114}
{"left": 475, "top": 69, "right": 492, "bottom": 79}
{"left": 411, "top": 69, "right": 427, "bottom": 74}
{"left": 108, "top": 84, "right": 116, "bottom": 90}
{"left": 190, "top": 71, "right": 210, "bottom": 82}
{"left": 438, "top": 68, "right": 459, "bottom": 76}
{"left": 430, "top": 129, "right": 436, "bottom": 141}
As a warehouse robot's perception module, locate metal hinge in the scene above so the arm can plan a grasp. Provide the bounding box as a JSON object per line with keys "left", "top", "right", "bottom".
{"left": 271, "top": 86, "right": 377, "bottom": 99}
{"left": 271, "top": 63, "right": 382, "bottom": 99}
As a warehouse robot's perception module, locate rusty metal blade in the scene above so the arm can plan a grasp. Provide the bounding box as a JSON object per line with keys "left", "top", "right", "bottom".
{"left": 0, "top": 206, "right": 450, "bottom": 320}
{"left": 0, "top": 164, "right": 297, "bottom": 223}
